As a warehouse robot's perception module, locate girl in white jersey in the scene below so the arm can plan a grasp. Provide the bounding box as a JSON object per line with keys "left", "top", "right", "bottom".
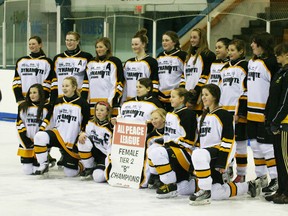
{"left": 146, "top": 108, "right": 167, "bottom": 188}
{"left": 82, "top": 37, "right": 124, "bottom": 116}
{"left": 13, "top": 36, "right": 56, "bottom": 104}
{"left": 148, "top": 88, "right": 197, "bottom": 198}
{"left": 184, "top": 28, "right": 216, "bottom": 114}
{"left": 53, "top": 31, "right": 93, "bottom": 97}
{"left": 189, "top": 84, "right": 261, "bottom": 205}
{"left": 157, "top": 31, "right": 187, "bottom": 111}
{"left": 17, "top": 84, "right": 52, "bottom": 175}
{"left": 248, "top": 32, "right": 279, "bottom": 194}
{"left": 122, "top": 28, "right": 159, "bottom": 102}
{"left": 207, "top": 37, "right": 231, "bottom": 85}
{"left": 34, "top": 76, "right": 90, "bottom": 177}
{"left": 77, "top": 101, "right": 113, "bottom": 182}
{"left": 220, "top": 39, "right": 248, "bottom": 183}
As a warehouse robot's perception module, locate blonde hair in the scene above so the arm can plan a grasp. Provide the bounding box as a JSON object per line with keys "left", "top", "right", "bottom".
{"left": 63, "top": 76, "right": 80, "bottom": 96}
{"left": 151, "top": 108, "right": 167, "bottom": 121}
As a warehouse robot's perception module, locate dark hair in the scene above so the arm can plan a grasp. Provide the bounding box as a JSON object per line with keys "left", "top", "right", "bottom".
{"left": 133, "top": 28, "right": 149, "bottom": 48}
{"left": 202, "top": 84, "right": 221, "bottom": 104}
{"left": 199, "top": 84, "right": 221, "bottom": 128}
{"left": 229, "top": 39, "right": 246, "bottom": 58}
{"left": 137, "top": 78, "right": 153, "bottom": 94}
{"left": 95, "top": 37, "right": 112, "bottom": 61}
{"left": 274, "top": 42, "right": 288, "bottom": 56}
{"left": 217, "top": 37, "right": 231, "bottom": 49}
{"left": 19, "top": 83, "right": 46, "bottom": 122}
{"left": 93, "top": 101, "right": 111, "bottom": 123}
{"left": 186, "top": 28, "right": 210, "bottom": 64}
{"left": 172, "top": 87, "right": 191, "bottom": 104}
{"left": 251, "top": 32, "right": 274, "bottom": 58}
{"left": 163, "top": 31, "right": 181, "bottom": 50}
{"left": 29, "top": 36, "right": 45, "bottom": 55}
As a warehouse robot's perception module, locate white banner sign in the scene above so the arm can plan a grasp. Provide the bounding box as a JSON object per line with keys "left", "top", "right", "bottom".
{"left": 108, "top": 119, "right": 147, "bottom": 189}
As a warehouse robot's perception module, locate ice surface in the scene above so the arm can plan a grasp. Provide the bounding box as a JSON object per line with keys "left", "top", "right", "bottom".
{"left": 0, "top": 121, "right": 287, "bottom": 216}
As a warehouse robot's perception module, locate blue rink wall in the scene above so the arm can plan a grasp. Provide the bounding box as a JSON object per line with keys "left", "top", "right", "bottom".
{"left": 0, "top": 69, "right": 17, "bottom": 122}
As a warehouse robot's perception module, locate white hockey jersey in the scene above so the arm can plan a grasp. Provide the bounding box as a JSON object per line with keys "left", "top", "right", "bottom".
{"left": 197, "top": 108, "right": 235, "bottom": 168}
{"left": 53, "top": 50, "right": 93, "bottom": 96}
{"left": 220, "top": 59, "right": 248, "bottom": 116}
{"left": 17, "top": 103, "right": 51, "bottom": 158}
{"left": 247, "top": 57, "right": 279, "bottom": 122}
{"left": 123, "top": 56, "right": 159, "bottom": 101}
{"left": 157, "top": 50, "right": 186, "bottom": 102}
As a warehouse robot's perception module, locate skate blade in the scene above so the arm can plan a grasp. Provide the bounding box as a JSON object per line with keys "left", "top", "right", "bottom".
{"left": 189, "top": 198, "right": 211, "bottom": 206}
{"left": 156, "top": 191, "right": 177, "bottom": 199}
{"left": 58, "top": 165, "right": 64, "bottom": 170}
{"left": 80, "top": 175, "right": 93, "bottom": 181}
{"left": 38, "top": 172, "right": 49, "bottom": 179}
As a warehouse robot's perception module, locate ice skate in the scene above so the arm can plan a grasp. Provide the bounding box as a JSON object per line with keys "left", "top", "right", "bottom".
{"left": 156, "top": 183, "right": 177, "bottom": 199}
{"left": 189, "top": 189, "right": 211, "bottom": 205}
{"left": 34, "top": 163, "right": 49, "bottom": 177}
{"left": 247, "top": 178, "right": 261, "bottom": 198}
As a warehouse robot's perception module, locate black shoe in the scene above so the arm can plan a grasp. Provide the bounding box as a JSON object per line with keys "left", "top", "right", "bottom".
{"left": 34, "top": 163, "right": 49, "bottom": 175}
{"left": 248, "top": 179, "right": 261, "bottom": 198}
{"left": 80, "top": 168, "right": 95, "bottom": 180}
{"left": 189, "top": 189, "right": 211, "bottom": 205}
{"left": 156, "top": 183, "right": 177, "bottom": 199}
{"left": 262, "top": 178, "right": 278, "bottom": 194}
{"left": 273, "top": 194, "right": 288, "bottom": 204}
{"left": 148, "top": 174, "right": 163, "bottom": 189}
{"left": 265, "top": 192, "right": 281, "bottom": 202}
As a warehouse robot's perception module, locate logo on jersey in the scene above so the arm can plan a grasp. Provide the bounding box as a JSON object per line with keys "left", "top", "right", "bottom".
{"left": 199, "top": 121, "right": 211, "bottom": 137}
{"left": 185, "top": 66, "right": 198, "bottom": 76}
{"left": 89, "top": 130, "right": 110, "bottom": 147}
{"left": 57, "top": 108, "right": 77, "bottom": 123}
{"left": 89, "top": 63, "right": 111, "bottom": 78}
{"left": 222, "top": 71, "right": 239, "bottom": 86}
{"left": 121, "top": 104, "right": 144, "bottom": 118}
{"left": 164, "top": 122, "right": 176, "bottom": 135}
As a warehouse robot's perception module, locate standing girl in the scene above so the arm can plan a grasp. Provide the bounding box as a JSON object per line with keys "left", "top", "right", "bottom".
{"left": 220, "top": 39, "right": 248, "bottom": 182}
{"left": 33, "top": 76, "right": 90, "bottom": 176}
{"left": 82, "top": 37, "right": 124, "bottom": 116}
{"left": 184, "top": 28, "right": 216, "bottom": 113}
{"left": 77, "top": 101, "right": 113, "bottom": 182}
{"left": 148, "top": 88, "right": 197, "bottom": 198}
{"left": 247, "top": 32, "right": 279, "bottom": 193}
{"left": 264, "top": 42, "right": 288, "bottom": 204}
{"left": 13, "top": 36, "right": 56, "bottom": 104}
{"left": 17, "top": 84, "right": 52, "bottom": 175}
{"left": 157, "top": 31, "right": 187, "bottom": 111}
{"left": 122, "top": 28, "right": 159, "bottom": 102}
{"left": 53, "top": 31, "right": 93, "bottom": 97}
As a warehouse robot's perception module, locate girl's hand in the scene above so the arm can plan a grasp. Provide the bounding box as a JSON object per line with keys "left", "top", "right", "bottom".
{"left": 215, "top": 168, "right": 226, "bottom": 174}
{"left": 111, "top": 117, "right": 117, "bottom": 125}
{"left": 78, "top": 132, "right": 87, "bottom": 144}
